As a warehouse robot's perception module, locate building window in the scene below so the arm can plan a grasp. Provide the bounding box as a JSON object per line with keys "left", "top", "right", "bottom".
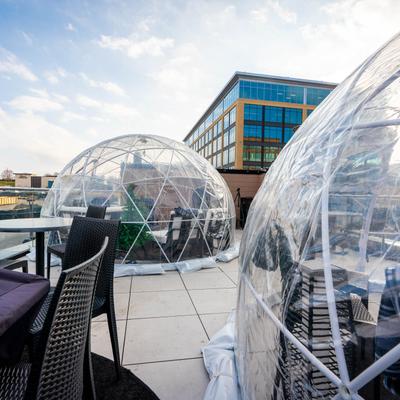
{"left": 264, "top": 147, "right": 280, "bottom": 163}
{"left": 223, "top": 131, "right": 229, "bottom": 147}
{"left": 223, "top": 82, "right": 239, "bottom": 110}
{"left": 265, "top": 106, "right": 283, "bottom": 123}
{"left": 223, "top": 126, "right": 236, "bottom": 147}
{"left": 244, "top": 104, "right": 263, "bottom": 121}
{"left": 213, "top": 100, "right": 223, "bottom": 120}
{"left": 243, "top": 145, "right": 262, "bottom": 162}
{"left": 216, "top": 120, "right": 222, "bottom": 136}
{"left": 223, "top": 145, "right": 236, "bottom": 166}
{"left": 306, "top": 87, "right": 331, "bottom": 105}
{"left": 229, "top": 106, "right": 236, "bottom": 125}
{"left": 264, "top": 126, "right": 282, "bottom": 141}
{"left": 215, "top": 136, "right": 222, "bottom": 152}
{"left": 284, "top": 127, "right": 295, "bottom": 143}
{"left": 223, "top": 113, "right": 230, "bottom": 130}
{"left": 229, "top": 126, "right": 236, "bottom": 144}
{"left": 216, "top": 152, "right": 222, "bottom": 168}
{"left": 205, "top": 114, "right": 213, "bottom": 129}
{"left": 223, "top": 149, "right": 228, "bottom": 166}
{"left": 244, "top": 124, "right": 262, "bottom": 140}
{"left": 199, "top": 123, "right": 205, "bottom": 135}
{"left": 240, "top": 80, "right": 304, "bottom": 104}
{"left": 284, "top": 108, "right": 302, "bottom": 125}
{"left": 229, "top": 146, "right": 235, "bottom": 163}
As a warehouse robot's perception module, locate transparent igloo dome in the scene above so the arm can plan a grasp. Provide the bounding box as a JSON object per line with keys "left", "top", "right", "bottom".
{"left": 236, "top": 33, "right": 400, "bottom": 399}
{"left": 42, "top": 134, "right": 235, "bottom": 264}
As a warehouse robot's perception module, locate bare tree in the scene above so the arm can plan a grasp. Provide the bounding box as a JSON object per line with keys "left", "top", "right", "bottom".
{"left": 1, "top": 168, "right": 14, "bottom": 180}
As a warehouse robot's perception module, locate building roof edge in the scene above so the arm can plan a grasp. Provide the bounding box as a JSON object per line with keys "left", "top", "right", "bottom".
{"left": 183, "top": 71, "right": 337, "bottom": 141}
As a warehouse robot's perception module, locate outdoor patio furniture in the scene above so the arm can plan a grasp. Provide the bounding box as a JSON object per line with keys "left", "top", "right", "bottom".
{"left": 0, "top": 217, "right": 72, "bottom": 276}
{"left": 0, "top": 258, "right": 28, "bottom": 273}
{"left": 159, "top": 208, "right": 205, "bottom": 261}
{"left": 375, "top": 266, "right": 400, "bottom": 396}
{"left": 0, "top": 269, "right": 49, "bottom": 364}
{"left": 0, "top": 237, "right": 107, "bottom": 400}
{"left": 0, "top": 242, "right": 31, "bottom": 273}
{"left": 0, "top": 242, "right": 31, "bottom": 261}
{"left": 205, "top": 208, "right": 231, "bottom": 255}
{"left": 42, "top": 134, "right": 235, "bottom": 267}
{"left": 46, "top": 204, "right": 107, "bottom": 278}
{"left": 30, "top": 216, "right": 122, "bottom": 379}
{"left": 282, "top": 264, "right": 356, "bottom": 399}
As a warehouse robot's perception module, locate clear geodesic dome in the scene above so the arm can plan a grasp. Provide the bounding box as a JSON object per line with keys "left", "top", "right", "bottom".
{"left": 236, "top": 33, "right": 400, "bottom": 400}
{"left": 41, "top": 134, "right": 235, "bottom": 264}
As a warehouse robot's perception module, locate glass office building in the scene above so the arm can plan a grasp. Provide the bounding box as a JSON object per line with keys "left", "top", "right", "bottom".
{"left": 183, "top": 72, "right": 336, "bottom": 170}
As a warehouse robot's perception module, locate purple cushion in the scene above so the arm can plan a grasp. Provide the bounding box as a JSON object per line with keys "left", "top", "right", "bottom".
{"left": 0, "top": 269, "right": 49, "bottom": 336}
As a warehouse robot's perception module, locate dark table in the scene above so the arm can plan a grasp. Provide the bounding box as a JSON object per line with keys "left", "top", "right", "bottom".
{"left": 0, "top": 269, "right": 49, "bottom": 363}
{"left": 0, "top": 217, "right": 72, "bottom": 276}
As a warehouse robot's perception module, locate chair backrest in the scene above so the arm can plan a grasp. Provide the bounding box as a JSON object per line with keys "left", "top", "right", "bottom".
{"left": 62, "top": 216, "right": 120, "bottom": 300}
{"left": 165, "top": 211, "right": 182, "bottom": 244}
{"left": 86, "top": 204, "right": 107, "bottom": 219}
{"left": 25, "top": 237, "right": 108, "bottom": 400}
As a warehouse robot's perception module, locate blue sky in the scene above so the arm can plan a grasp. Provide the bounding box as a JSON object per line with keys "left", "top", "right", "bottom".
{"left": 0, "top": 0, "right": 399, "bottom": 174}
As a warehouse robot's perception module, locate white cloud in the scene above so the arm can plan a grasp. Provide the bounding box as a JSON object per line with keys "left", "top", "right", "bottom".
{"left": 8, "top": 95, "right": 64, "bottom": 113}
{"left": 251, "top": 0, "right": 297, "bottom": 24}
{"left": 76, "top": 94, "right": 138, "bottom": 117}
{"left": 250, "top": 9, "right": 268, "bottom": 23}
{"left": 137, "top": 16, "right": 156, "bottom": 32}
{"left": 0, "top": 47, "right": 37, "bottom": 81}
{"left": 60, "top": 110, "right": 107, "bottom": 124}
{"left": 80, "top": 73, "right": 125, "bottom": 96}
{"left": 29, "top": 88, "right": 50, "bottom": 98}
{"left": 97, "top": 35, "right": 174, "bottom": 58}
{"left": 298, "top": 0, "right": 400, "bottom": 80}
{"left": 66, "top": 23, "right": 76, "bottom": 32}
{"left": 149, "top": 44, "right": 205, "bottom": 102}
{"left": 44, "top": 68, "right": 67, "bottom": 84}
{"left": 52, "top": 93, "right": 69, "bottom": 103}
{"left": 76, "top": 94, "right": 101, "bottom": 108}
{"left": 61, "top": 111, "right": 87, "bottom": 122}
{"left": 0, "top": 111, "right": 88, "bottom": 173}
{"left": 8, "top": 89, "right": 67, "bottom": 113}
{"left": 2, "top": 0, "right": 400, "bottom": 174}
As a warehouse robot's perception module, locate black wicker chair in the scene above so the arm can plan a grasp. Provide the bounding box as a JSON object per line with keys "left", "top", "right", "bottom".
{"left": 0, "top": 237, "right": 108, "bottom": 400}
{"left": 46, "top": 204, "right": 107, "bottom": 278}
{"left": 0, "top": 258, "right": 28, "bottom": 273}
{"left": 31, "top": 216, "right": 122, "bottom": 379}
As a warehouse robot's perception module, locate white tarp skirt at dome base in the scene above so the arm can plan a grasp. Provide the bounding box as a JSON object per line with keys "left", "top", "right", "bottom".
{"left": 41, "top": 134, "right": 236, "bottom": 272}
{"left": 203, "top": 32, "right": 400, "bottom": 400}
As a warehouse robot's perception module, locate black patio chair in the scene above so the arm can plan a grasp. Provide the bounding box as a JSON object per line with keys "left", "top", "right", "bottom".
{"left": 0, "top": 258, "right": 28, "bottom": 273}
{"left": 0, "top": 243, "right": 31, "bottom": 273}
{"left": 0, "top": 237, "right": 108, "bottom": 400}
{"left": 47, "top": 204, "right": 107, "bottom": 278}
{"left": 31, "top": 216, "right": 122, "bottom": 379}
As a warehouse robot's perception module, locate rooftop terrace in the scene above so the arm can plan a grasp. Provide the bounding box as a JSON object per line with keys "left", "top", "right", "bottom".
{"left": 26, "top": 230, "right": 242, "bottom": 400}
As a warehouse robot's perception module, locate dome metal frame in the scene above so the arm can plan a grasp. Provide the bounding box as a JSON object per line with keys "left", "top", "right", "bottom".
{"left": 42, "top": 134, "right": 235, "bottom": 264}
{"left": 236, "top": 33, "right": 400, "bottom": 400}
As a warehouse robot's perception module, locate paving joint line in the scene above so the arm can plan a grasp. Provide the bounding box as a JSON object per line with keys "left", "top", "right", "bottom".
{"left": 177, "top": 271, "right": 211, "bottom": 341}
